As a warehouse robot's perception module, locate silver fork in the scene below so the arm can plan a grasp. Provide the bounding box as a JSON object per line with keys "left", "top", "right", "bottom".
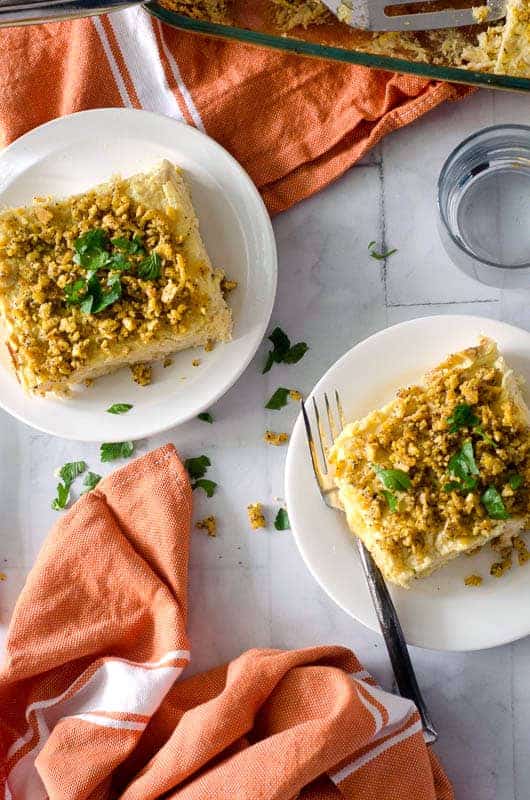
{"left": 301, "top": 391, "right": 438, "bottom": 744}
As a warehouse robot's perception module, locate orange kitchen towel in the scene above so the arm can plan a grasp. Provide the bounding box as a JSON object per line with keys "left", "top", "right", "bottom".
{"left": 0, "top": 444, "right": 453, "bottom": 799}
{"left": 0, "top": 7, "right": 471, "bottom": 215}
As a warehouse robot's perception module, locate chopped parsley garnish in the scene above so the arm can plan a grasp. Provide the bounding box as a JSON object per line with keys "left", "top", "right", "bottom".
{"left": 193, "top": 479, "right": 217, "bottom": 497}
{"left": 265, "top": 387, "right": 290, "bottom": 410}
{"left": 372, "top": 465, "right": 410, "bottom": 512}
{"left": 382, "top": 490, "right": 399, "bottom": 513}
{"left": 509, "top": 474, "right": 524, "bottom": 490}
{"left": 373, "top": 465, "right": 412, "bottom": 492}
{"left": 262, "top": 327, "right": 309, "bottom": 374}
{"left": 368, "top": 241, "right": 398, "bottom": 260}
{"left": 51, "top": 460, "right": 87, "bottom": 510}
{"left": 81, "top": 472, "right": 102, "bottom": 494}
{"left": 138, "top": 253, "right": 162, "bottom": 280}
{"left": 481, "top": 486, "right": 510, "bottom": 520}
{"left": 106, "top": 403, "right": 133, "bottom": 415}
{"left": 185, "top": 455, "right": 217, "bottom": 496}
{"left": 185, "top": 455, "right": 211, "bottom": 480}
{"left": 447, "top": 403, "right": 480, "bottom": 434}
{"left": 100, "top": 441, "right": 134, "bottom": 462}
{"left": 447, "top": 403, "right": 498, "bottom": 447}
{"left": 65, "top": 230, "right": 160, "bottom": 314}
{"left": 198, "top": 412, "right": 214, "bottom": 424}
{"left": 274, "top": 508, "right": 290, "bottom": 530}
{"left": 111, "top": 235, "right": 145, "bottom": 255}
{"left": 445, "top": 440, "right": 480, "bottom": 493}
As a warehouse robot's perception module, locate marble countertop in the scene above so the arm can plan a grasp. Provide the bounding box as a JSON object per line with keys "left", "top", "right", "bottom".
{"left": 2, "top": 88, "right": 530, "bottom": 800}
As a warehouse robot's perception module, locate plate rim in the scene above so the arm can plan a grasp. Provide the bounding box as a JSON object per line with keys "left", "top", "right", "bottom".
{"left": 0, "top": 108, "right": 277, "bottom": 441}
{"left": 285, "top": 314, "right": 530, "bottom": 652}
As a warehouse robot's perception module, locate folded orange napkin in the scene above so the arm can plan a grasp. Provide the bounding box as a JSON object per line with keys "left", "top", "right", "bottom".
{"left": 0, "top": 444, "right": 453, "bottom": 799}
{"left": 0, "top": 8, "right": 470, "bottom": 214}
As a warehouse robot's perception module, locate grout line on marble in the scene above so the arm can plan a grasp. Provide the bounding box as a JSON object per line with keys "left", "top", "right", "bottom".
{"left": 387, "top": 298, "right": 500, "bottom": 308}
{"left": 376, "top": 160, "right": 390, "bottom": 310}
{"left": 511, "top": 643, "right": 518, "bottom": 800}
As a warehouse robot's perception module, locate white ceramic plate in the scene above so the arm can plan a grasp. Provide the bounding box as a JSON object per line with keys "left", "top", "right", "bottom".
{"left": 285, "top": 315, "right": 530, "bottom": 651}
{"left": 0, "top": 109, "right": 276, "bottom": 441}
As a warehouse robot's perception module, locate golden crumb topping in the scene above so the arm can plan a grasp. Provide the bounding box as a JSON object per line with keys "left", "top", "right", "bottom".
{"left": 289, "top": 389, "right": 302, "bottom": 402}
{"left": 247, "top": 502, "right": 266, "bottom": 529}
{"left": 0, "top": 181, "right": 213, "bottom": 392}
{"left": 330, "top": 340, "right": 530, "bottom": 572}
{"left": 196, "top": 516, "right": 217, "bottom": 537}
{"left": 464, "top": 573, "right": 483, "bottom": 586}
{"left": 220, "top": 277, "right": 238, "bottom": 294}
{"left": 130, "top": 363, "right": 152, "bottom": 386}
{"left": 264, "top": 430, "right": 289, "bottom": 446}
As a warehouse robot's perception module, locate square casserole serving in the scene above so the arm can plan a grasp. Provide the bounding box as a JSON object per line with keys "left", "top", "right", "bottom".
{"left": 0, "top": 160, "right": 232, "bottom": 395}
{"left": 329, "top": 338, "right": 530, "bottom": 587}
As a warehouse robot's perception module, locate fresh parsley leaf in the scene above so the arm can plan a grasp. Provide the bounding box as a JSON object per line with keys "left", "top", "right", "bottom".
{"left": 373, "top": 464, "right": 412, "bottom": 492}
{"left": 107, "top": 252, "right": 131, "bottom": 272}
{"left": 111, "top": 235, "right": 145, "bottom": 255}
{"left": 283, "top": 342, "right": 309, "bottom": 365}
{"left": 509, "top": 474, "right": 523, "bottom": 490}
{"left": 106, "top": 403, "right": 133, "bottom": 415}
{"left": 51, "top": 482, "right": 70, "bottom": 511}
{"left": 192, "top": 478, "right": 217, "bottom": 497}
{"left": 185, "top": 455, "right": 211, "bottom": 480}
{"left": 90, "top": 272, "right": 122, "bottom": 314}
{"left": 474, "top": 425, "right": 498, "bottom": 448}
{"left": 447, "top": 403, "right": 480, "bottom": 434}
{"left": 58, "top": 461, "right": 87, "bottom": 487}
{"left": 443, "top": 481, "right": 461, "bottom": 493}
{"left": 274, "top": 508, "right": 290, "bottom": 530}
{"left": 481, "top": 486, "right": 510, "bottom": 520}
{"left": 81, "top": 472, "right": 102, "bottom": 494}
{"left": 262, "top": 327, "right": 309, "bottom": 373}
{"left": 368, "top": 241, "right": 398, "bottom": 260}
{"left": 448, "top": 440, "right": 479, "bottom": 480}
{"left": 198, "top": 412, "right": 214, "bottom": 424}
{"left": 265, "top": 387, "right": 290, "bottom": 410}
{"left": 382, "top": 490, "right": 398, "bottom": 512}
{"left": 64, "top": 279, "right": 87, "bottom": 305}
{"left": 100, "top": 441, "right": 134, "bottom": 462}
{"left": 74, "top": 229, "right": 111, "bottom": 271}
{"left": 138, "top": 253, "right": 162, "bottom": 280}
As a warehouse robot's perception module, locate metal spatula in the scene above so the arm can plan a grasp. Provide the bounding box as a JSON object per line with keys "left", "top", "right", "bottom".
{"left": 323, "top": 0, "right": 506, "bottom": 31}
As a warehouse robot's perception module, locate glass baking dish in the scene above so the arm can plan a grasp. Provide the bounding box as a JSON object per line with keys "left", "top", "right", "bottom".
{"left": 145, "top": 2, "right": 530, "bottom": 93}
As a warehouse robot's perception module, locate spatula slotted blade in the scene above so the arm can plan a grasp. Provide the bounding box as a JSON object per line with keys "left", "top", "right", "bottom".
{"left": 323, "top": 0, "right": 506, "bottom": 31}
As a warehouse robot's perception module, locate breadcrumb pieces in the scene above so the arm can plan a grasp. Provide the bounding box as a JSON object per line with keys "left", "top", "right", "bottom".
{"left": 289, "top": 389, "right": 302, "bottom": 402}
{"left": 490, "top": 546, "right": 513, "bottom": 578}
{"left": 0, "top": 572, "right": 6, "bottom": 581}
{"left": 513, "top": 535, "right": 530, "bottom": 565}
{"left": 264, "top": 431, "right": 289, "bottom": 446}
{"left": 196, "top": 516, "right": 217, "bottom": 537}
{"left": 247, "top": 502, "right": 266, "bottom": 529}
{"left": 464, "top": 574, "right": 483, "bottom": 587}
{"left": 192, "top": 358, "right": 201, "bottom": 367}
{"left": 163, "top": 357, "right": 173, "bottom": 368}
{"left": 131, "top": 363, "right": 152, "bottom": 386}
{"left": 221, "top": 277, "right": 238, "bottom": 294}
{"left": 204, "top": 339, "right": 215, "bottom": 352}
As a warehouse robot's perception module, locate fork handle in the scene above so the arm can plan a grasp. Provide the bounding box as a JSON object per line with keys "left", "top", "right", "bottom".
{"left": 356, "top": 538, "right": 438, "bottom": 744}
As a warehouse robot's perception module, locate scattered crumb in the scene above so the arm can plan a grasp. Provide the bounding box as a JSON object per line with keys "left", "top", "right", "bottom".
{"left": 221, "top": 277, "right": 238, "bottom": 294}
{"left": 84, "top": 379, "right": 94, "bottom": 388}
{"left": 196, "top": 516, "right": 217, "bottom": 537}
{"left": 0, "top": 572, "right": 6, "bottom": 581}
{"left": 204, "top": 339, "right": 215, "bottom": 352}
{"left": 472, "top": 4, "right": 489, "bottom": 23}
{"left": 192, "top": 359, "right": 201, "bottom": 367}
{"left": 163, "top": 357, "right": 173, "bottom": 368}
{"left": 131, "top": 363, "right": 152, "bottom": 386}
{"left": 464, "top": 574, "right": 483, "bottom": 587}
{"left": 513, "top": 535, "right": 530, "bottom": 566}
{"left": 264, "top": 431, "right": 289, "bottom": 446}
{"left": 247, "top": 502, "right": 266, "bottom": 530}
{"left": 289, "top": 389, "right": 302, "bottom": 402}
{"left": 490, "top": 546, "right": 513, "bottom": 578}
{"left": 465, "top": 545, "right": 483, "bottom": 557}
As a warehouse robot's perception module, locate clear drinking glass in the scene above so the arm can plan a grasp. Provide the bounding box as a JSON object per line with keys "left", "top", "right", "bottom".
{"left": 438, "top": 125, "right": 530, "bottom": 290}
